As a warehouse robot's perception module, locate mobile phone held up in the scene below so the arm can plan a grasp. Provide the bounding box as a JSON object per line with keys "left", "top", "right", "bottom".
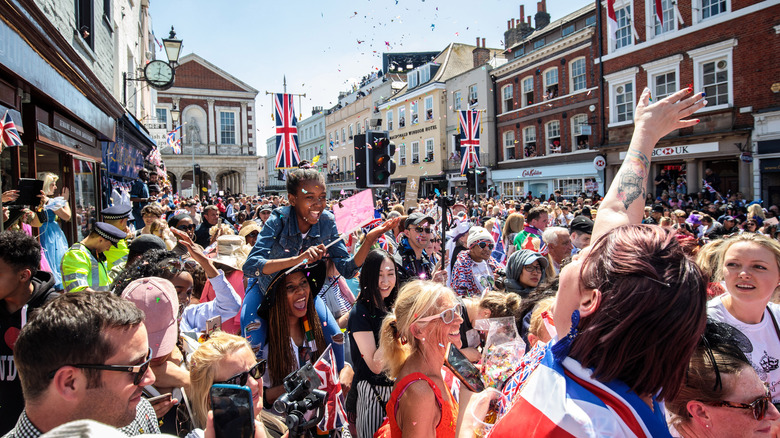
{"left": 209, "top": 384, "right": 254, "bottom": 438}
{"left": 445, "top": 344, "right": 485, "bottom": 393}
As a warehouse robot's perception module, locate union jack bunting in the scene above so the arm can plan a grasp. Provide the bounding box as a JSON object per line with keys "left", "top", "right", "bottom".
{"left": 274, "top": 93, "right": 301, "bottom": 169}
{"left": 459, "top": 110, "right": 480, "bottom": 175}
{"left": 313, "top": 344, "right": 347, "bottom": 431}
{"left": 1, "top": 110, "right": 23, "bottom": 151}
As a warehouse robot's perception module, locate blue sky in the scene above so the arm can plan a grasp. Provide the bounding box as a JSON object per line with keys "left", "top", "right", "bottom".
{"left": 149, "top": 0, "right": 593, "bottom": 155}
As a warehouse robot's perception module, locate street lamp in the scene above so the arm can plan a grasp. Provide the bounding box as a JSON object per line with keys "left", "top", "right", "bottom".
{"left": 170, "top": 104, "right": 180, "bottom": 125}
{"left": 162, "top": 27, "right": 183, "bottom": 65}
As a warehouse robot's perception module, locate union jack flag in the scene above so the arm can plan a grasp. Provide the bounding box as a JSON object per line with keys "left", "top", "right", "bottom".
{"left": 274, "top": 93, "right": 301, "bottom": 169}
{"left": 702, "top": 179, "right": 717, "bottom": 194}
{"left": 377, "top": 235, "right": 391, "bottom": 252}
{"left": 491, "top": 220, "right": 506, "bottom": 265}
{"left": 167, "top": 126, "right": 182, "bottom": 154}
{"left": 1, "top": 110, "right": 23, "bottom": 150}
{"left": 459, "top": 110, "right": 480, "bottom": 175}
{"left": 313, "top": 344, "right": 347, "bottom": 431}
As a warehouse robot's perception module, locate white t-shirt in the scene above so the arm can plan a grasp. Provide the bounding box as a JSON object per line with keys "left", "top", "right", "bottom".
{"left": 471, "top": 260, "right": 494, "bottom": 296}
{"left": 708, "top": 296, "right": 780, "bottom": 402}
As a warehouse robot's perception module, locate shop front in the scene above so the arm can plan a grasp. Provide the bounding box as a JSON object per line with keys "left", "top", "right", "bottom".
{"left": 491, "top": 161, "right": 604, "bottom": 201}
{"left": 102, "top": 113, "right": 156, "bottom": 209}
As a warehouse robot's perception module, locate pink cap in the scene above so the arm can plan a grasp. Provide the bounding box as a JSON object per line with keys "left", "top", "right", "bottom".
{"left": 121, "top": 277, "right": 179, "bottom": 359}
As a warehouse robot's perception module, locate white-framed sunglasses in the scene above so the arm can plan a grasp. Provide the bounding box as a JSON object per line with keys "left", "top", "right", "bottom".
{"left": 416, "top": 303, "right": 463, "bottom": 325}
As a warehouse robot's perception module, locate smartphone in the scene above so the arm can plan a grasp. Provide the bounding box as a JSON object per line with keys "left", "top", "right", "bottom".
{"left": 445, "top": 344, "right": 485, "bottom": 392}
{"left": 206, "top": 316, "right": 222, "bottom": 336}
{"left": 14, "top": 178, "right": 44, "bottom": 206}
{"left": 209, "top": 384, "right": 254, "bottom": 438}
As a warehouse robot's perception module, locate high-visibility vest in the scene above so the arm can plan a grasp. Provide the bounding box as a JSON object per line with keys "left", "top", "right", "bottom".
{"left": 104, "top": 239, "right": 129, "bottom": 271}
{"left": 61, "top": 243, "right": 110, "bottom": 292}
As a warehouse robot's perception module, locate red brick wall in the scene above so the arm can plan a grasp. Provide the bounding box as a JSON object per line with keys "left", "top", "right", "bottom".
{"left": 175, "top": 61, "right": 247, "bottom": 92}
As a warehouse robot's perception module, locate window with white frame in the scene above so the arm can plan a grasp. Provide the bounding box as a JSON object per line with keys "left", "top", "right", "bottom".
{"left": 547, "top": 121, "right": 561, "bottom": 154}
{"left": 409, "top": 71, "right": 418, "bottom": 89}
{"left": 156, "top": 108, "right": 168, "bottom": 125}
{"left": 556, "top": 178, "right": 584, "bottom": 198}
{"left": 544, "top": 68, "right": 558, "bottom": 99}
{"left": 387, "top": 110, "right": 394, "bottom": 130}
{"left": 522, "top": 77, "right": 534, "bottom": 106}
{"left": 356, "top": 123, "right": 361, "bottom": 136}
{"left": 614, "top": 82, "right": 634, "bottom": 122}
{"left": 562, "top": 24, "right": 575, "bottom": 37}
{"left": 348, "top": 124, "right": 353, "bottom": 140}
{"left": 572, "top": 114, "right": 590, "bottom": 150}
{"left": 468, "top": 84, "right": 478, "bottom": 105}
{"left": 504, "top": 130, "right": 516, "bottom": 160}
{"left": 219, "top": 111, "right": 236, "bottom": 144}
{"left": 411, "top": 141, "right": 420, "bottom": 164}
{"left": 653, "top": 72, "right": 676, "bottom": 100}
{"left": 341, "top": 128, "right": 346, "bottom": 145}
{"left": 502, "top": 85, "right": 514, "bottom": 112}
{"left": 502, "top": 181, "right": 524, "bottom": 200}
{"left": 523, "top": 126, "right": 537, "bottom": 158}
{"left": 533, "top": 38, "right": 545, "bottom": 49}
{"left": 652, "top": 0, "right": 675, "bottom": 36}
{"left": 570, "top": 58, "right": 587, "bottom": 92}
{"left": 699, "top": 0, "right": 727, "bottom": 21}
{"left": 689, "top": 40, "right": 734, "bottom": 109}
{"left": 424, "top": 96, "right": 434, "bottom": 121}
{"left": 335, "top": 130, "right": 339, "bottom": 145}
{"left": 420, "top": 65, "right": 431, "bottom": 83}
{"left": 424, "top": 138, "right": 434, "bottom": 162}
{"left": 410, "top": 100, "right": 419, "bottom": 125}
{"left": 329, "top": 132, "right": 333, "bottom": 146}
{"left": 454, "top": 91, "right": 462, "bottom": 111}
{"left": 615, "top": 5, "right": 633, "bottom": 50}
{"left": 399, "top": 106, "right": 406, "bottom": 128}
{"left": 399, "top": 143, "right": 407, "bottom": 165}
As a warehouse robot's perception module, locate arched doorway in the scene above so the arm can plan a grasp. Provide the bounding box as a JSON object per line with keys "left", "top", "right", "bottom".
{"left": 217, "top": 170, "right": 242, "bottom": 195}
{"left": 181, "top": 170, "right": 212, "bottom": 199}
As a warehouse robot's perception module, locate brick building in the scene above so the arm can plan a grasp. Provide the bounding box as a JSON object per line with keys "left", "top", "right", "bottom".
{"left": 154, "top": 53, "right": 259, "bottom": 196}
{"left": 491, "top": 2, "right": 605, "bottom": 200}
{"left": 598, "top": 0, "right": 780, "bottom": 202}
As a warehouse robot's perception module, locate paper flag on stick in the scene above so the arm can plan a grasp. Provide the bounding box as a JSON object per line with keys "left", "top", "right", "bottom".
{"left": 333, "top": 189, "right": 375, "bottom": 234}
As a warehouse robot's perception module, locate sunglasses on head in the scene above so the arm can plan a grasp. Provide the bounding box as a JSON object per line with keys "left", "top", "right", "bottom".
{"left": 473, "top": 241, "right": 494, "bottom": 250}
{"left": 416, "top": 303, "right": 463, "bottom": 325}
{"left": 216, "top": 360, "right": 267, "bottom": 386}
{"left": 48, "top": 347, "right": 153, "bottom": 386}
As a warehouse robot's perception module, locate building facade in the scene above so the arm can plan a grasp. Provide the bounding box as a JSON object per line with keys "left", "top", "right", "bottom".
{"left": 298, "top": 107, "right": 327, "bottom": 175}
{"left": 598, "top": 0, "right": 780, "bottom": 201}
{"left": 491, "top": 2, "right": 605, "bottom": 200}
{"left": 154, "top": 53, "right": 259, "bottom": 197}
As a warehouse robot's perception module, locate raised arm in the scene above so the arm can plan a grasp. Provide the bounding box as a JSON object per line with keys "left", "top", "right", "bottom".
{"left": 592, "top": 88, "right": 706, "bottom": 242}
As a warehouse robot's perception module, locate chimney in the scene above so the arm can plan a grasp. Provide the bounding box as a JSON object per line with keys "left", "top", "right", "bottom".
{"left": 472, "top": 36, "right": 490, "bottom": 67}
{"left": 528, "top": 16, "right": 532, "bottom": 25}
{"left": 535, "top": 1, "right": 551, "bottom": 29}
{"left": 507, "top": 20, "right": 511, "bottom": 30}
{"left": 541, "top": 0, "right": 547, "bottom": 12}
{"left": 520, "top": 5, "right": 525, "bottom": 21}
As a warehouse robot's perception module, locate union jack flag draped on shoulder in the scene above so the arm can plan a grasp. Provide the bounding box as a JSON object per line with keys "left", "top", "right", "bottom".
{"left": 459, "top": 110, "right": 480, "bottom": 175}
{"left": 313, "top": 344, "right": 348, "bottom": 432}
{"left": 274, "top": 93, "right": 301, "bottom": 169}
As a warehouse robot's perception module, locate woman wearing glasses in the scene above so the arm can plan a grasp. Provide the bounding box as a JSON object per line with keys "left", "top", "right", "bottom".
{"left": 667, "top": 321, "right": 780, "bottom": 437}
{"left": 189, "top": 331, "right": 271, "bottom": 438}
{"left": 504, "top": 249, "right": 548, "bottom": 297}
{"left": 376, "top": 280, "right": 463, "bottom": 438}
{"left": 450, "top": 227, "right": 500, "bottom": 298}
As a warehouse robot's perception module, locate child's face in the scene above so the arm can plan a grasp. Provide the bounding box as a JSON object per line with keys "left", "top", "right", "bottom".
{"left": 289, "top": 180, "right": 326, "bottom": 226}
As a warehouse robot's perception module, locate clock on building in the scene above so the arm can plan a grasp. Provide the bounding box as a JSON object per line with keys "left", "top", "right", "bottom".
{"left": 144, "top": 60, "right": 175, "bottom": 89}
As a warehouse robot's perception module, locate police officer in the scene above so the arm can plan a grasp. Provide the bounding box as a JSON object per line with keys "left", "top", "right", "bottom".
{"left": 100, "top": 205, "right": 131, "bottom": 273}
{"left": 61, "top": 222, "right": 125, "bottom": 292}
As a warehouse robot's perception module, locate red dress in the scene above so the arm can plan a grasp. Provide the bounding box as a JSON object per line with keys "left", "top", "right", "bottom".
{"left": 375, "top": 372, "right": 457, "bottom": 438}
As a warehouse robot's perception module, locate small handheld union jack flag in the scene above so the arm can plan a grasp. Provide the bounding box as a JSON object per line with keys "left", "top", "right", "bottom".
{"left": 459, "top": 110, "right": 480, "bottom": 175}
{"left": 274, "top": 93, "right": 301, "bottom": 169}
{"left": 1, "top": 110, "right": 23, "bottom": 150}
{"left": 313, "top": 344, "right": 347, "bottom": 431}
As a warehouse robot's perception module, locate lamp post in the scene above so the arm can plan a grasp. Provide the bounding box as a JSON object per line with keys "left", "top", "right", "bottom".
{"left": 162, "top": 27, "right": 183, "bottom": 65}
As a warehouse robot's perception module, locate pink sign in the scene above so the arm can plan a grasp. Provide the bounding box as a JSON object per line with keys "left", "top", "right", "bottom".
{"left": 333, "top": 189, "right": 375, "bottom": 234}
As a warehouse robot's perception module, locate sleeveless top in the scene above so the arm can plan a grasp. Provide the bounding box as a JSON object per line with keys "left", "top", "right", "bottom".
{"left": 382, "top": 372, "right": 457, "bottom": 438}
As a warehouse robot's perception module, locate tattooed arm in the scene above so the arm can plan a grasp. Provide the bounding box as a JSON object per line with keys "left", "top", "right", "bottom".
{"left": 592, "top": 87, "right": 706, "bottom": 242}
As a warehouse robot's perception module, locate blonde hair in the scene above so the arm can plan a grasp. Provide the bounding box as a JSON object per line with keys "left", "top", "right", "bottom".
{"left": 39, "top": 172, "right": 59, "bottom": 196}
{"left": 189, "top": 332, "right": 253, "bottom": 428}
{"left": 528, "top": 297, "right": 556, "bottom": 340}
{"left": 718, "top": 233, "right": 780, "bottom": 278}
{"left": 659, "top": 217, "right": 673, "bottom": 226}
{"left": 696, "top": 239, "right": 728, "bottom": 282}
{"left": 379, "top": 281, "right": 456, "bottom": 379}
{"left": 478, "top": 291, "right": 522, "bottom": 321}
{"left": 503, "top": 213, "right": 525, "bottom": 240}
{"left": 149, "top": 219, "right": 166, "bottom": 236}
{"left": 747, "top": 204, "right": 765, "bottom": 221}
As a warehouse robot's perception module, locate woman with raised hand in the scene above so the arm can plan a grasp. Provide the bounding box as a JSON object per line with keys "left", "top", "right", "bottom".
{"left": 482, "top": 87, "right": 709, "bottom": 437}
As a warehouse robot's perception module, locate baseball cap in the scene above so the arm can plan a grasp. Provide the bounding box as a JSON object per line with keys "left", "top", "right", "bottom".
{"left": 652, "top": 205, "right": 665, "bottom": 214}
{"left": 121, "top": 277, "right": 179, "bottom": 359}
{"left": 127, "top": 234, "right": 167, "bottom": 255}
{"left": 569, "top": 216, "right": 594, "bottom": 235}
{"left": 404, "top": 212, "right": 435, "bottom": 229}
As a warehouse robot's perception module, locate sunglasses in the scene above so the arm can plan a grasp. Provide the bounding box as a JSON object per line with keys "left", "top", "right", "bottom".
{"left": 704, "top": 389, "right": 772, "bottom": 421}
{"left": 474, "top": 241, "right": 494, "bottom": 250}
{"left": 412, "top": 226, "right": 433, "bottom": 234}
{"left": 177, "top": 224, "right": 196, "bottom": 231}
{"left": 48, "top": 347, "right": 153, "bottom": 385}
{"left": 416, "top": 303, "right": 463, "bottom": 325}
{"left": 216, "top": 360, "right": 267, "bottom": 386}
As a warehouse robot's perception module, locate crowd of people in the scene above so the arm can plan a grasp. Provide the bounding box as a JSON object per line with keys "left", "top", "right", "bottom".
{"left": 2, "top": 87, "right": 780, "bottom": 438}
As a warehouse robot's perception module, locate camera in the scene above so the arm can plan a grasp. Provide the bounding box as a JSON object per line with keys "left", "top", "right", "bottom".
{"left": 272, "top": 363, "right": 326, "bottom": 435}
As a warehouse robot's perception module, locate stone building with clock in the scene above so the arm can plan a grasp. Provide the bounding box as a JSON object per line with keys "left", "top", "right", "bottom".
{"left": 151, "top": 53, "right": 259, "bottom": 197}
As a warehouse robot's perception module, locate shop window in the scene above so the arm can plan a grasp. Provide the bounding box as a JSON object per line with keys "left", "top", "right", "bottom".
{"left": 522, "top": 77, "right": 534, "bottom": 106}
{"left": 546, "top": 121, "right": 561, "bottom": 154}
{"left": 219, "top": 111, "right": 236, "bottom": 145}
{"left": 424, "top": 138, "right": 434, "bottom": 162}
{"left": 502, "top": 84, "right": 514, "bottom": 113}
{"left": 556, "top": 178, "right": 583, "bottom": 198}
{"left": 570, "top": 58, "right": 587, "bottom": 92}
{"left": 504, "top": 130, "right": 516, "bottom": 160}
{"left": 571, "top": 114, "right": 590, "bottom": 150}
{"left": 453, "top": 91, "right": 462, "bottom": 111}
{"left": 411, "top": 101, "right": 419, "bottom": 125}
{"left": 544, "top": 68, "right": 558, "bottom": 99}
{"left": 523, "top": 126, "right": 537, "bottom": 158}
{"left": 425, "top": 96, "right": 434, "bottom": 121}
{"left": 73, "top": 158, "right": 97, "bottom": 241}
{"left": 399, "top": 143, "right": 407, "bottom": 166}
{"left": 387, "top": 110, "right": 393, "bottom": 130}
{"left": 399, "top": 106, "right": 406, "bottom": 128}
{"left": 411, "top": 141, "right": 420, "bottom": 164}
